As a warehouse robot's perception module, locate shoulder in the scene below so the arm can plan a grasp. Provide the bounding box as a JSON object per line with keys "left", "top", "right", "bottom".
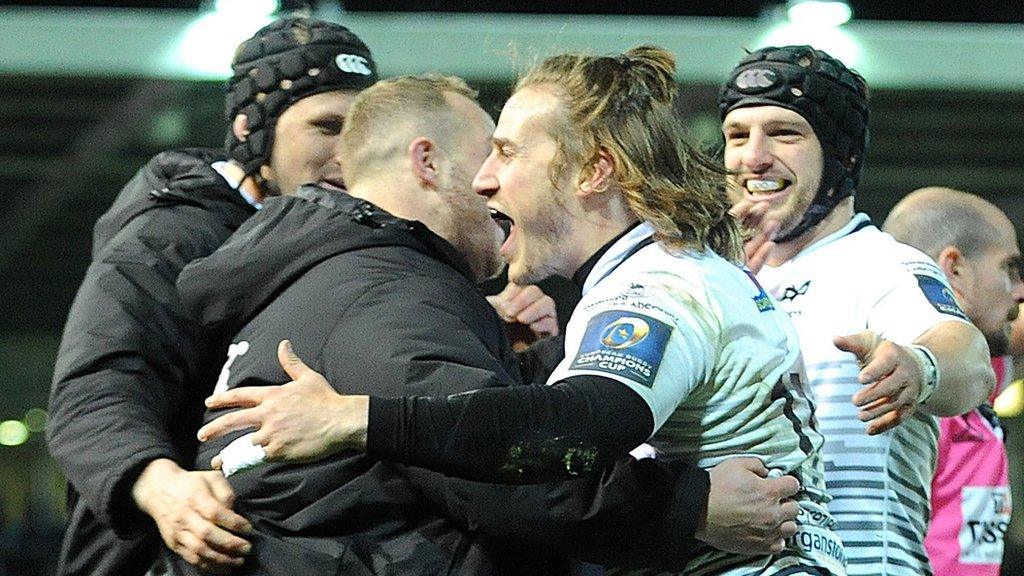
{"left": 817, "top": 226, "right": 941, "bottom": 280}
{"left": 580, "top": 248, "right": 736, "bottom": 333}
{"left": 97, "top": 148, "right": 243, "bottom": 246}
{"left": 858, "top": 227, "right": 946, "bottom": 281}
{"left": 617, "top": 246, "right": 755, "bottom": 303}
{"left": 356, "top": 262, "right": 489, "bottom": 316}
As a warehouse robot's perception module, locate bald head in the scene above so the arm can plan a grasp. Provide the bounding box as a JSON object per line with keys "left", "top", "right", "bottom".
{"left": 883, "top": 186, "right": 1014, "bottom": 261}
{"left": 886, "top": 187, "right": 1024, "bottom": 357}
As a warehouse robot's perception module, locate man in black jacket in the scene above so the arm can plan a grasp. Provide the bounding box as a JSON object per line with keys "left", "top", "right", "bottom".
{"left": 46, "top": 17, "right": 378, "bottom": 576}
{"left": 181, "top": 73, "right": 803, "bottom": 574}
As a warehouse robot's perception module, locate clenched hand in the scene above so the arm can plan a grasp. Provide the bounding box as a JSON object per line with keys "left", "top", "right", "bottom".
{"left": 131, "top": 458, "right": 251, "bottom": 573}
{"left": 695, "top": 457, "right": 800, "bottom": 555}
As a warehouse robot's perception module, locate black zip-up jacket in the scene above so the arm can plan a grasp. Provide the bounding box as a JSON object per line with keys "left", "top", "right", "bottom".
{"left": 173, "top": 186, "right": 708, "bottom": 575}
{"left": 46, "top": 148, "right": 256, "bottom": 576}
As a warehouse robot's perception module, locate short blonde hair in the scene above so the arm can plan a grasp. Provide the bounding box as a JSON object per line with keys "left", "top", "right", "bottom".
{"left": 517, "top": 46, "right": 741, "bottom": 260}
{"left": 340, "top": 74, "right": 479, "bottom": 187}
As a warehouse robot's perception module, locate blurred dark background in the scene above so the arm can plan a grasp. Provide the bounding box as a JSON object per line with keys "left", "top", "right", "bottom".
{"left": 2, "top": 1, "right": 1024, "bottom": 575}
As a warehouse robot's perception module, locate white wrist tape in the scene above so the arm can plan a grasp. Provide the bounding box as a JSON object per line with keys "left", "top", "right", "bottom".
{"left": 908, "top": 344, "right": 940, "bottom": 405}
{"left": 218, "top": 432, "right": 267, "bottom": 477}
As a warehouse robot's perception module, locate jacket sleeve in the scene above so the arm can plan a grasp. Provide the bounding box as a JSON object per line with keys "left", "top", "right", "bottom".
{"left": 405, "top": 456, "right": 709, "bottom": 570}
{"left": 47, "top": 204, "right": 229, "bottom": 537}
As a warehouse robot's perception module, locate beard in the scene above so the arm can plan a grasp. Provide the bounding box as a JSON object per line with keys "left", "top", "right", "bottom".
{"left": 986, "top": 325, "right": 1012, "bottom": 357}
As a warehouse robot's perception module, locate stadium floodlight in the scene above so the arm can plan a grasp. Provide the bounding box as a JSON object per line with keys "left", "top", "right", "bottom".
{"left": 215, "top": 0, "right": 279, "bottom": 17}
{"left": 787, "top": 0, "right": 852, "bottom": 28}
{"left": 0, "top": 420, "right": 29, "bottom": 446}
{"left": 165, "top": 0, "right": 280, "bottom": 79}
{"left": 757, "top": 0, "right": 860, "bottom": 66}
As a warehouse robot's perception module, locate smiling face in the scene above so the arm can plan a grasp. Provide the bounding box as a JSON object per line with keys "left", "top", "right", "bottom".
{"left": 261, "top": 89, "right": 360, "bottom": 196}
{"left": 722, "top": 105, "right": 824, "bottom": 239}
{"left": 473, "top": 86, "right": 579, "bottom": 285}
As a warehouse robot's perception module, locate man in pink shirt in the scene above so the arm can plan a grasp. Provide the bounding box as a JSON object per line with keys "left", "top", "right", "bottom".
{"left": 885, "top": 186, "right": 1023, "bottom": 575}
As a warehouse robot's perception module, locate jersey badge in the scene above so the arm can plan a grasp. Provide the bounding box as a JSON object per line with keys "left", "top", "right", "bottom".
{"left": 915, "top": 274, "right": 969, "bottom": 320}
{"left": 744, "top": 269, "right": 775, "bottom": 312}
{"left": 780, "top": 280, "right": 811, "bottom": 302}
{"left": 569, "top": 310, "right": 672, "bottom": 387}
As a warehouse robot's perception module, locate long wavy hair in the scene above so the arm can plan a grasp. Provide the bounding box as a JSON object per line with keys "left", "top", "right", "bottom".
{"left": 517, "top": 45, "right": 741, "bottom": 261}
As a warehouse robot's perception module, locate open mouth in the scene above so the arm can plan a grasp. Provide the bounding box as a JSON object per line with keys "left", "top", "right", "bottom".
{"left": 744, "top": 178, "right": 791, "bottom": 195}
{"left": 318, "top": 177, "right": 346, "bottom": 192}
{"left": 490, "top": 208, "right": 514, "bottom": 240}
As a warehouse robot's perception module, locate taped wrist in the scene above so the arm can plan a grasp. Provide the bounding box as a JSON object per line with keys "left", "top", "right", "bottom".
{"left": 908, "top": 344, "right": 940, "bottom": 405}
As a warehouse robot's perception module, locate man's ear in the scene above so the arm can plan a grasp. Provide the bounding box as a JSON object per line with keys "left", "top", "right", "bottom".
{"left": 232, "top": 114, "right": 250, "bottom": 142}
{"left": 408, "top": 137, "right": 440, "bottom": 188}
{"left": 937, "top": 245, "right": 969, "bottom": 293}
{"left": 578, "top": 147, "right": 615, "bottom": 197}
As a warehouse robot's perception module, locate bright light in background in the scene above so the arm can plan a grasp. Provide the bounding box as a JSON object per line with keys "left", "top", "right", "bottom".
{"left": 760, "top": 22, "right": 861, "bottom": 66}
{"left": 758, "top": 0, "right": 860, "bottom": 67}
{"left": 165, "top": 0, "right": 279, "bottom": 79}
{"left": 216, "top": 0, "right": 278, "bottom": 14}
{"left": 788, "top": 0, "right": 852, "bottom": 28}
{"left": 995, "top": 380, "right": 1024, "bottom": 418}
{"left": 0, "top": 420, "right": 29, "bottom": 446}
{"left": 23, "top": 408, "right": 47, "bottom": 433}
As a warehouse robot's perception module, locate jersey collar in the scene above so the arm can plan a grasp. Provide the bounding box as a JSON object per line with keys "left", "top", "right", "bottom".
{"left": 791, "top": 212, "right": 873, "bottom": 260}
{"left": 576, "top": 222, "right": 655, "bottom": 296}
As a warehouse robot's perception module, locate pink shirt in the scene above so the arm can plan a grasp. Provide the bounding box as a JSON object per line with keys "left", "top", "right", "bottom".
{"left": 924, "top": 357, "right": 1013, "bottom": 575}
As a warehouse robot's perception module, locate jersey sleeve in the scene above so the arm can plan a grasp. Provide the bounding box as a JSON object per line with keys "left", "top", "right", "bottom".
{"left": 548, "top": 279, "right": 717, "bottom": 432}
{"left": 868, "top": 255, "right": 971, "bottom": 345}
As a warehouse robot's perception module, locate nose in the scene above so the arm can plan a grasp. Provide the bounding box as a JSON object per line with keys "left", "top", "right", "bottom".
{"left": 330, "top": 134, "right": 345, "bottom": 167}
{"left": 1012, "top": 276, "right": 1024, "bottom": 304}
{"left": 473, "top": 151, "right": 499, "bottom": 198}
{"left": 741, "top": 132, "right": 773, "bottom": 173}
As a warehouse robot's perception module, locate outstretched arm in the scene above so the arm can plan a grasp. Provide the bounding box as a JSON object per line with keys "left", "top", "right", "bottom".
{"left": 200, "top": 340, "right": 653, "bottom": 483}
{"left": 834, "top": 321, "right": 994, "bottom": 434}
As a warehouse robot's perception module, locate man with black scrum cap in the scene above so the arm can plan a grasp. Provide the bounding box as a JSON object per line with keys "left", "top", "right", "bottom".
{"left": 719, "top": 46, "right": 994, "bottom": 575}
{"left": 46, "top": 17, "right": 378, "bottom": 576}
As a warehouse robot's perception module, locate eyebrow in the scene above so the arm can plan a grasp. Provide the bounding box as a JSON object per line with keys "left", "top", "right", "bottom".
{"left": 492, "top": 136, "right": 517, "bottom": 150}
{"left": 722, "top": 119, "right": 808, "bottom": 131}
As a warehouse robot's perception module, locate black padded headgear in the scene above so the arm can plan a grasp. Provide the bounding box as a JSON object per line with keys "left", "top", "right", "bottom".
{"left": 224, "top": 17, "right": 378, "bottom": 176}
{"left": 719, "top": 45, "right": 869, "bottom": 241}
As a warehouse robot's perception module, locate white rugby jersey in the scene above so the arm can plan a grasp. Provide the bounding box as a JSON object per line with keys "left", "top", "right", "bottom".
{"left": 757, "top": 213, "right": 971, "bottom": 576}
{"left": 549, "top": 223, "right": 844, "bottom": 575}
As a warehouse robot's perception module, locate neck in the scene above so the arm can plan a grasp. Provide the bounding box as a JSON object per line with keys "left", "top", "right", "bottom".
{"left": 346, "top": 176, "right": 426, "bottom": 224}
{"left": 765, "top": 198, "right": 856, "bottom": 266}
{"left": 566, "top": 190, "right": 640, "bottom": 277}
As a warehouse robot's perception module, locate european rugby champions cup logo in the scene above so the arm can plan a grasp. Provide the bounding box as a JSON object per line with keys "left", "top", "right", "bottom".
{"left": 914, "top": 274, "right": 969, "bottom": 320}
{"left": 570, "top": 310, "right": 672, "bottom": 388}
{"left": 600, "top": 318, "right": 650, "bottom": 349}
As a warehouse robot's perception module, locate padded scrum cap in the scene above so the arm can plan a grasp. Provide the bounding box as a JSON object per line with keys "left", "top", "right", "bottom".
{"left": 224, "top": 17, "right": 378, "bottom": 176}
{"left": 719, "top": 46, "right": 869, "bottom": 241}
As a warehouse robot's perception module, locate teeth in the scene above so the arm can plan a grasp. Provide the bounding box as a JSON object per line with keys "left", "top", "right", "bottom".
{"left": 746, "top": 179, "right": 786, "bottom": 193}
{"left": 490, "top": 209, "right": 514, "bottom": 239}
